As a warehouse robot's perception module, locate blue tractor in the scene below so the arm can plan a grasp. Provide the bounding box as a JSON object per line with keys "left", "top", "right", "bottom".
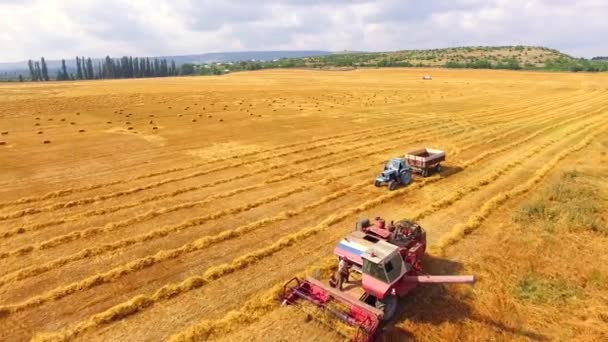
{"left": 374, "top": 157, "right": 412, "bottom": 191}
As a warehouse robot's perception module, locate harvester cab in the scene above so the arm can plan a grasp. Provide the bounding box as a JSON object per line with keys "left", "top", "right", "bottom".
{"left": 374, "top": 157, "right": 411, "bottom": 191}
{"left": 280, "top": 217, "right": 475, "bottom": 342}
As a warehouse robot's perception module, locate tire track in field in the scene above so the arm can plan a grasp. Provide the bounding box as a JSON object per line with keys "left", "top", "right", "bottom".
{"left": 431, "top": 126, "right": 607, "bottom": 255}
{"left": 0, "top": 168, "right": 371, "bottom": 315}
{"left": 166, "top": 124, "right": 608, "bottom": 342}
{"left": 2, "top": 116, "right": 587, "bottom": 309}
{"left": 0, "top": 119, "right": 443, "bottom": 222}
{"left": 0, "top": 122, "right": 398, "bottom": 210}
{"left": 5, "top": 111, "right": 595, "bottom": 322}
{"left": 0, "top": 108, "right": 530, "bottom": 287}
{"left": 0, "top": 113, "right": 472, "bottom": 233}
{"left": 0, "top": 178, "right": 372, "bottom": 309}
{"left": 0, "top": 119, "right": 446, "bottom": 239}
{"left": 1, "top": 90, "right": 584, "bottom": 225}
{"left": 0, "top": 105, "right": 450, "bottom": 210}
{"left": 0, "top": 88, "right": 577, "bottom": 211}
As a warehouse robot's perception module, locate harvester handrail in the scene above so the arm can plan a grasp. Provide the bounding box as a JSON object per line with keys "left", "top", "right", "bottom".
{"left": 305, "top": 277, "right": 384, "bottom": 317}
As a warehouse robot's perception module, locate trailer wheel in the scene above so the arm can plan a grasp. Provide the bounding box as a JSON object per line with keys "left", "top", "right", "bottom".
{"left": 388, "top": 180, "right": 397, "bottom": 191}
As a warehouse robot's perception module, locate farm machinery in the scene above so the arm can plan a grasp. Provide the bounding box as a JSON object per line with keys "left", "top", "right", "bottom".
{"left": 280, "top": 217, "right": 474, "bottom": 342}
{"left": 374, "top": 148, "right": 445, "bottom": 190}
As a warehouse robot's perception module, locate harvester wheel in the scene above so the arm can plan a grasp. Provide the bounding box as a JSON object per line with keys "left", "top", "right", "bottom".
{"left": 376, "top": 295, "right": 398, "bottom": 321}
{"left": 374, "top": 180, "right": 381, "bottom": 187}
{"left": 388, "top": 180, "right": 397, "bottom": 191}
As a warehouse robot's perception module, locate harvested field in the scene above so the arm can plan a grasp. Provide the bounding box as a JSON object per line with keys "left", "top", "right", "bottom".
{"left": 0, "top": 68, "right": 607, "bottom": 341}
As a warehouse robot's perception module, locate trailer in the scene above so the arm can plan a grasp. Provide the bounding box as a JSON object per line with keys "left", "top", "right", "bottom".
{"left": 404, "top": 148, "right": 445, "bottom": 177}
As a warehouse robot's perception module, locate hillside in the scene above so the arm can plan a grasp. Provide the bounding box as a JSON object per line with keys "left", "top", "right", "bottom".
{"left": 298, "top": 46, "right": 575, "bottom": 69}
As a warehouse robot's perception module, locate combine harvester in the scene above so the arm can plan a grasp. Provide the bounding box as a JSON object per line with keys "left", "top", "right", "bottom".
{"left": 281, "top": 217, "right": 474, "bottom": 342}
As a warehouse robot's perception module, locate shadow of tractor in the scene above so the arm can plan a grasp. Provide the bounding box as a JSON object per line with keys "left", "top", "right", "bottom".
{"left": 376, "top": 255, "right": 548, "bottom": 342}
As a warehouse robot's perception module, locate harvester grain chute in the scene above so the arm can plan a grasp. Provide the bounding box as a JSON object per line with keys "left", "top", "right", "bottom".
{"left": 280, "top": 217, "right": 475, "bottom": 342}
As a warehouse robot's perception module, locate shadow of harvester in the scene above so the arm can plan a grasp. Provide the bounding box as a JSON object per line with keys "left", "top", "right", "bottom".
{"left": 376, "top": 255, "right": 548, "bottom": 342}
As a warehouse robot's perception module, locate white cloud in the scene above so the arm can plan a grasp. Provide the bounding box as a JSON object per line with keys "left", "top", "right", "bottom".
{"left": 0, "top": 0, "right": 606, "bottom": 62}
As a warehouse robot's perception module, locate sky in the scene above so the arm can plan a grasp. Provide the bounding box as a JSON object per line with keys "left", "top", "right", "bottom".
{"left": 1, "top": 0, "right": 606, "bottom": 62}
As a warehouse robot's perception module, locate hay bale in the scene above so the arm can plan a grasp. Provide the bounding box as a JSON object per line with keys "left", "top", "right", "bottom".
{"left": 43, "top": 140, "right": 51, "bottom": 144}
{"left": 127, "top": 127, "right": 134, "bottom": 130}
{"left": 192, "top": 119, "right": 197, "bottom": 122}
{"left": 35, "top": 123, "right": 40, "bottom": 126}
{"left": 152, "top": 126, "right": 158, "bottom": 130}
{"left": 79, "top": 129, "right": 85, "bottom": 133}
{"left": 107, "top": 121, "right": 112, "bottom": 124}
{"left": 70, "top": 122, "right": 76, "bottom": 125}
{"left": 60, "top": 118, "right": 66, "bottom": 121}
{"left": 207, "top": 115, "right": 212, "bottom": 118}
{"left": 218, "top": 119, "right": 223, "bottom": 122}
{"left": 0, "top": 141, "right": 6, "bottom": 146}
{"left": 0, "top": 131, "right": 7, "bottom": 135}
{"left": 37, "top": 131, "right": 43, "bottom": 134}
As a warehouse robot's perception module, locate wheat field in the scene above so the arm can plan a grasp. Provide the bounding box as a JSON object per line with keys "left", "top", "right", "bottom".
{"left": 0, "top": 68, "right": 607, "bottom": 341}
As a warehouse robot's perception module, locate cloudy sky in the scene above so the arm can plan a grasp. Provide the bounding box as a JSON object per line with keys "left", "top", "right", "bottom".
{"left": 1, "top": 0, "right": 606, "bottom": 62}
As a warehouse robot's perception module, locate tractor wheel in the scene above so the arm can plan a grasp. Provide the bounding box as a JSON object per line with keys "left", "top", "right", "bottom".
{"left": 376, "top": 295, "right": 399, "bottom": 321}
{"left": 436, "top": 164, "right": 442, "bottom": 173}
{"left": 374, "top": 180, "right": 381, "bottom": 187}
{"left": 388, "top": 180, "right": 397, "bottom": 191}
{"left": 421, "top": 169, "right": 429, "bottom": 177}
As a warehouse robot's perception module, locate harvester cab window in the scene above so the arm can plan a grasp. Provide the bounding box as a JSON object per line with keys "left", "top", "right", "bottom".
{"left": 363, "top": 252, "right": 404, "bottom": 284}
{"left": 385, "top": 253, "right": 404, "bottom": 283}
{"left": 362, "top": 259, "right": 389, "bottom": 283}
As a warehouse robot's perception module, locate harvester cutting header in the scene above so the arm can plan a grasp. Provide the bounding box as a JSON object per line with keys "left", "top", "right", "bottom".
{"left": 281, "top": 217, "right": 474, "bottom": 341}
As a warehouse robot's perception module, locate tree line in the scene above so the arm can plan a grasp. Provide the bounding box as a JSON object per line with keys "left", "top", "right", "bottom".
{"left": 25, "top": 56, "right": 182, "bottom": 81}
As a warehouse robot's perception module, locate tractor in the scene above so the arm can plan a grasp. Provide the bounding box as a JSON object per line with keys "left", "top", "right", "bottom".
{"left": 374, "top": 157, "right": 412, "bottom": 191}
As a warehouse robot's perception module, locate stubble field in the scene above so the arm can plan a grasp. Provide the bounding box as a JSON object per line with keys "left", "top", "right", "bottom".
{"left": 0, "top": 68, "right": 607, "bottom": 341}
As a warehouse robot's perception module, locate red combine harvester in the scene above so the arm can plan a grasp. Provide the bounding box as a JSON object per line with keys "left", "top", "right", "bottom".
{"left": 281, "top": 217, "right": 475, "bottom": 341}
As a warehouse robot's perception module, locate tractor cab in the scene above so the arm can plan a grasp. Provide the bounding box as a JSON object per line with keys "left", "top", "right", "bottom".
{"left": 374, "top": 157, "right": 411, "bottom": 191}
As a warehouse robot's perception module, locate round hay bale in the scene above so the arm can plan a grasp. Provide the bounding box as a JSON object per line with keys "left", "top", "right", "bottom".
{"left": 107, "top": 121, "right": 112, "bottom": 124}
{"left": 70, "top": 122, "right": 76, "bottom": 125}
{"left": 35, "top": 123, "right": 40, "bottom": 126}
{"left": 0, "top": 141, "right": 6, "bottom": 146}
{"left": 127, "top": 127, "right": 134, "bottom": 130}
{"left": 43, "top": 140, "right": 51, "bottom": 144}
{"left": 218, "top": 119, "right": 223, "bottom": 122}
{"left": 37, "top": 131, "right": 43, "bottom": 134}
{"left": 78, "top": 129, "right": 85, "bottom": 133}
{"left": 191, "top": 119, "right": 197, "bottom": 122}
{"left": 207, "top": 115, "right": 212, "bottom": 118}
{"left": 0, "top": 131, "right": 8, "bottom": 135}
{"left": 60, "top": 118, "right": 66, "bottom": 121}
{"left": 152, "top": 126, "right": 158, "bottom": 130}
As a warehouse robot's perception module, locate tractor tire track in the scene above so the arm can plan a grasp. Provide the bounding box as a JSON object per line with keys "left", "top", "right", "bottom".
{"left": 3, "top": 109, "right": 595, "bottom": 320}
{"left": 431, "top": 126, "right": 606, "bottom": 255}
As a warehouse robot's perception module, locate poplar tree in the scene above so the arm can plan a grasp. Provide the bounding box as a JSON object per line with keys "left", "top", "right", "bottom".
{"left": 40, "top": 57, "right": 50, "bottom": 81}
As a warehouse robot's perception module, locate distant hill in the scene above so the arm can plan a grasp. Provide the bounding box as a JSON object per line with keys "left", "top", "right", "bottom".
{"left": 0, "top": 50, "right": 334, "bottom": 73}
{"left": 299, "top": 46, "right": 575, "bottom": 68}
